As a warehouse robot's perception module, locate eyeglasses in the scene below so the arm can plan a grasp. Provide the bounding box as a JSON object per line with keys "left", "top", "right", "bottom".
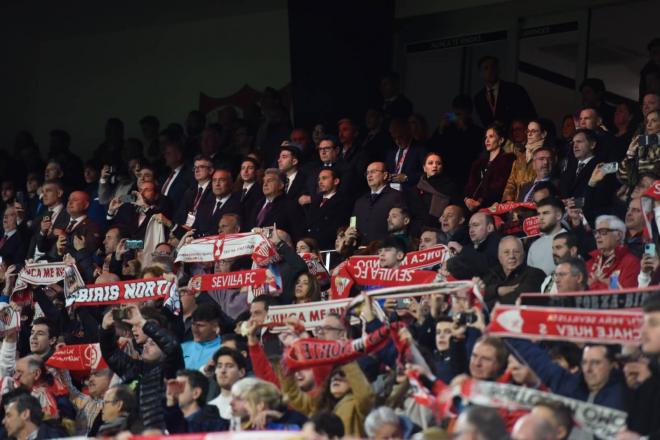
{"left": 364, "top": 169, "right": 385, "bottom": 176}
{"left": 552, "top": 271, "right": 571, "bottom": 278}
{"left": 593, "top": 228, "right": 618, "bottom": 236}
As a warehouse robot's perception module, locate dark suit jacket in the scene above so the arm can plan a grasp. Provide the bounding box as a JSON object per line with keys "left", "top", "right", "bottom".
{"left": 303, "top": 160, "right": 356, "bottom": 199}
{"left": 516, "top": 178, "right": 559, "bottom": 202}
{"left": 31, "top": 209, "right": 71, "bottom": 260}
{"left": 474, "top": 80, "right": 536, "bottom": 127}
{"left": 464, "top": 152, "right": 516, "bottom": 208}
{"left": 192, "top": 193, "right": 242, "bottom": 237}
{"left": 173, "top": 183, "right": 215, "bottom": 238}
{"left": 559, "top": 158, "right": 599, "bottom": 200}
{"left": 238, "top": 183, "right": 263, "bottom": 227}
{"left": 304, "top": 193, "right": 352, "bottom": 250}
{"left": 352, "top": 186, "right": 406, "bottom": 244}
{"left": 385, "top": 143, "right": 427, "bottom": 189}
{"left": 244, "top": 194, "right": 303, "bottom": 240}
{"left": 284, "top": 171, "right": 308, "bottom": 203}
{"left": 160, "top": 166, "right": 193, "bottom": 207}
{"left": 0, "top": 231, "right": 26, "bottom": 265}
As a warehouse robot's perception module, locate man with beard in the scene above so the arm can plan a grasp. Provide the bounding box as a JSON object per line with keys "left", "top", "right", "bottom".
{"left": 540, "top": 232, "right": 580, "bottom": 292}
{"left": 527, "top": 198, "right": 567, "bottom": 275}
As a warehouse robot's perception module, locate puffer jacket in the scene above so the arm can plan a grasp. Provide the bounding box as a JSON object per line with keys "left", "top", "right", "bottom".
{"left": 100, "top": 321, "right": 184, "bottom": 430}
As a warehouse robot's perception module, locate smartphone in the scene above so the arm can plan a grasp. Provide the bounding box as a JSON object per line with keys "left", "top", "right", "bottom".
{"left": 637, "top": 134, "right": 659, "bottom": 147}
{"left": 15, "top": 191, "right": 25, "bottom": 205}
{"left": 112, "top": 308, "right": 129, "bottom": 321}
{"left": 120, "top": 193, "right": 136, "bottom": 203}
{"left": 645, "top": 243, "right": 656, "bottom": 257}
{"left": 573, "top": 197, "right": 585, "bottom": 210}
{"left": 349, "top": 216, "right": 357, "bottom": 228}
{"left": 396, "top": 298, "right": 411, "bottom": 309}
{"left": 125, "top": 240, "right": 144, "bottom": 250}
{"left": 601, "top": 162, "right": 618, "bottom": 174}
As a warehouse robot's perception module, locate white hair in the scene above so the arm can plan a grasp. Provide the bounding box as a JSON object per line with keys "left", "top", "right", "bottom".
{"left": 595, "top": 215, "right": 626, "bottom": 241}
{"left": 364, "top": 406, "right": 401, "bottom": 437}
{"left": 230, "top": 377, "right": 263, "bottom": 398}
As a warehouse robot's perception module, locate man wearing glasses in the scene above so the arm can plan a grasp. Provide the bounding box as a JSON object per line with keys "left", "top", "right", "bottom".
{"left": 585, "top": 215, "right": 641, "bottom": 290}
{"left": 352, "top": 161, "right": 405, "bottom": 244}
{"left": 315, "top": 313, "right": 347, "bottom": 341}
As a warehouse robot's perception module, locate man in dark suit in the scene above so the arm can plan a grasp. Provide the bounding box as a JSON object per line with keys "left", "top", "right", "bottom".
{"left": 107, "top": 181, "right": 173, "bottom": 240}
{"left": 303, "top": 168, "right": 352, "bottom": 250}
{"left": 192, "top": 169, "right": 241, "bottom": 237}
{"left": 160, "top": 142, "right": 193, "bottom": 206}
{"left": 352, "top": 161, "right": 406, "bottom": 244}
{"left": 386, "top": 118, "right": 427, "bottom": 190}
{"left": 0, "top": 206, "right": 27, "bottom": 264}
{"left": 301, "top": 136, "right": 351, "bottom": 202}
{"left": 338, "top": 118, "right": 370, "bottom": 179}
{"left": 361, "top": 108, "right": 394, "bottom": 163}
{"left": 29, "top": 180, "right": 70, "bottom": 260}
{"left": 165, "top": 155, "right": 215, "bottom": 239}
{"left": 244, "top": 169, "right": 302, "bottom": 240}
{"left": 237, "top": 157, "right": 263, "bottom": 225}
{"left": 277, "top": 143, "right": 307, "bottom": 203}
{"left": 473, "top": 56, "right": 536, "bottom": 127}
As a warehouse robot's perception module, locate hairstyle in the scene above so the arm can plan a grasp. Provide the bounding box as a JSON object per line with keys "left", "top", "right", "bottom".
{"left": 220, "top": 212, "right": 242, "bottom": 228}
{"left": 533, "top": 400, "right": 574, "bottom": 438}
{"left": 390, "top": 205, "right": 411, "bottom": 220}
{"left": 230, "top": 377, "right": 262, "bottom": 398}
{"left": 318, "top": 135, "right": 340, "bottom": 148}
{"left": 420, "top": 227, "right": 442, "bottom": 243}
{"left": 177, "top": 369, "right": 209, "bottom": 407}
{"left": 263, "top": 168, "right": 286, "bottom": 185}
{"left": 553, "top": 232, "right": 578, "bottom": 250}
{"left": 556, "top": 257, "right": 588, "bottom": 288}
{"left": 298, "top": 237, "right": 320, "bottom": 254}
{"left": 319, "top": 167, "right": 340, "bottom": 180}
{"left": 461, "top": 406, "right": 508, "bottom": 439}
{"left": 220, "top": 334, "right": 248, "bottom": 354}
{"left": 31, "top": 317, "right": 59, "bottom": 339}
{"left": 475, "top": 336, "right": 509, "bottom": 371}
{"left": 531, "top": 180, "right": 560, "bottom": 198}
{"left": 139, "top": 265, "right": 165, "bottom": 279}
{"left": 584, "top": 344, "right": 619, "bottom": 363}
{"left": 251, "top": 295, "right": 271, "bottom": 311}
{"left": 486, "top": 122, "right": 508, "bottom": 143}
{"left": 573, "top": 128, "right": 597, "bottom": 144}
{"left": 308, "top": 412, "right": 345, "bottom": 439}
{"left": 212, "top": 346, "right": 247, "bottom": 371}
{"left": 193, "top": 154, "right": 214, "bottom": 166}
{"left": 7, "top": 394, "right": 43, "bottom": 426}
{"left": 536, "top": 197, "right": 565, "bottom": 214}
{"left": 191, "top": 303, "right": 221, "bottom": 325}
{"left": 244, "top": 380, "right": 281, "bottom": 412}
{"left": 647, "top": 109, "right": 660, "bottom": 122}
{"left": 595, "top": 215, "right": 626, "bottom": 237}
{"left": 478, "top": 55, "right": 499, "bottom": 68}
{"left": 364, "top": 406, "right": 402, "bottom": 437}
{"left": 643, "top": 294, "right": 660, "bottom": 313}
{"left": 548, "top": 342, "right": 582, "bottom": 370}
{"left": 111, "top": 384, "right": 138, "bottom": 417}
{"left": 498, "top": 235, "right": 523, "bottom": 253}
{"left": 295, "top": 271, "right": 322, "bottom": 303}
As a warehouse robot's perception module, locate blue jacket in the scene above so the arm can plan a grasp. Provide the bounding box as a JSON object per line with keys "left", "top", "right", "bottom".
{"left": 506, "top": 338, "right": 625, "bottom": 410}
{"left": 182, "top": 337, "right": 221, "bottom": 370}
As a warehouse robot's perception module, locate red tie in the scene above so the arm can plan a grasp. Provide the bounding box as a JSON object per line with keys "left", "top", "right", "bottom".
{"left": 192, "top": 187, "right": 203, "bottom": 211}
{"left": 320, "top": 197, "right": 329, "bottom": 207}
{"left": 162, "top": 171, "right": 175, "bottom": 195}
{"left": 0, "top": 235, "right": 7, "bottom": 248}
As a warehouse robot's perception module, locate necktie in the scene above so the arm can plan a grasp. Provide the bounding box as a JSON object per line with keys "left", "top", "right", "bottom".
{"left": 523, "top": 182, "right": 538, "bottom": 202}
{"left": 320, "top": 197, "right": 329, "bottom": 207}
{"left": 576, "top": 162, "right": 585, "bottom": 176}
{"left": 241, "top": 188, "right": 248, "bottom": 201}
{"left": 369, "top": 193, "right": 379, "bottom": 204}
{"left": 488, "top": 88, "right": 496, "bottom": 110}
{"left": 285, "top": 177, "right": 290, "bottom": 194}
{"left": 162, "top": 171, "right": 175, "bottom": 195}
{"left": 66, "top": 219, "right": 77, "bottom": 233}
{"left": 213, "top": 200, "right": 223, "bottom": 216}
{"left": 192, "top": 187, "right": 203, "bottom": 210}
{"left": 0, "top": 235, "right": 7, "bottom": 248}
{"left": 256, "top": 201, "right": 271, "bottom": 226}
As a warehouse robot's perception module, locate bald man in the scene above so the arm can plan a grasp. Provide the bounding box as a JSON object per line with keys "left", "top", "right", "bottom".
{"left": 56, "top": 191, "right": 101, "bottom": 265}
{"left": 512, "top": 413, "right": 559, "bottom": 440}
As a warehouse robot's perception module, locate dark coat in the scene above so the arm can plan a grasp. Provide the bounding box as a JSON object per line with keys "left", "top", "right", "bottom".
{"left": 482, "top": 263, "right": 547, "bottom": 309}
{"left": 192, "top": 193, "right": 242, "bottom": 237}
{"left": 112, "top": 197, "right": 173, "bottom": 240}
{"left": 164, "top": 404, "right": 229, "bottom": 434}
{"left": 160, "top": 166, "right": 194, "bottom": 206}
{"left": 238, "top": 182, "right": 263, "bottom": 225}
{"left": 464, "top": 152, "right": 516, "bottom": 208}
{"left": 446, "top": 233, "right": 501, "bottom": 279}
{"left": 352, "top": 186, "right": 406, "bottom": 244}
{"left": 243, "top": 194, "right": 303, "bottom": 241}
{"left": 29, "top": 208, "right": 70, "bottom": 260}
{"left": 100, "top": 321, "right": 184, "bottom": 430}
{"left": 283, "top": 170, "right": 308, "bottom": 203}
{"left": 0, "top": 231, "right": 26, "bottom": 265}
{"left": 304, "top": 193, "right": 352, "bottom": 250}
{"left": 385, "top": 143, "right": 427, "bottom": 189}
{"left": 474, "top": 80, "right": 537, "bottom": 127}
{"left": 173, "top": 183, "right": 215, "bottom": 237}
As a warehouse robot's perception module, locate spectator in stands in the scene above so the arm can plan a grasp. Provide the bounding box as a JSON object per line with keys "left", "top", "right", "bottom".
{"left": 502, "top": 119, "right": 554, "bottom": 202}
{"left": 293, "top": 272, "right": 321, "bottom": 303}
{"left": 208, "top": 347, "right": 247, "bottom": 420}
{"left": 613, "top": 101, "right": 640, "bottom": 155}
{"left": 380, "top": 72, "right": 414, "bottom": 119}
{"left": 97, "top": 385, "right": 142, "bottom": 436}
{"left": 377, "top": 236, "right": 407, "bottom": 270}
{"left": 554, "top": 257, "right": 589, "bottom": 293}
{"left": 438, "top": 204, "right": 469, "bottom": 245}
{"left": 580, "top": 78, "right": 615, "bottom": 131}
{"left": 338, "top": 118, "right": 368, "bottom": 178}
{"left": 386, "top": 118, "right": 426, "bottom": 190}
{"left": 278, "top": 143, "right": 307, "bottom": 202}
{"left": 512, "top": 413, "right": 559, "bottom": 440}
{"left": 517, "top": 147, "right": 555, "bottom": 203}
{"left": 364, "top": 406, "right": 406, "bottom": 440}
{"left": 578, "top": 107, "right": 621, "bottom": 161}
{"left": 618, "top": 109, "right": 660, "bottom": 193}
{"left": 446, "top": 212, "right": 500, "bottom": 278}
{"left": 530, "top": 400, "right": 573, "bottom": 440}
{"left": 540, "top": 233, "right": 581, "bottom": 292}
{"left": 47, "top": 129, "right": 85, "bottom": 191}
{"left": 361, "top": 108, "right": 392, "bottom": 163}
{"left": 413, "top": 152, "right": 460, "bottom": 228}
{"left": 191, "top": 169, "right": 241, "bottom": 237}
{"left": 3, "top": 394, "right": 66, "bottom": 440}
{"left": 0, "top": 206, "right": 26, "bottom": 265}
{"left": 586, "top": 215, "right": 641, "bottom": 289}
{"left": 623, "top": 197, "right": 645, "bottom": 257}
{"left": 527, "top": 198, "right": 567, "bottom": 275}
{"left": 418, "top": 228, "right": 441, "bottom": 251}
{"left": 237, "top": 157, "right": 263, "bottom": 222}
{"left": 302, "top": 412, "right": 345, "bottom": 440}
{"left": 482, "top": 236, "right": 546, "bottom": 307}
{"left": 473, "top": 56, "right": 536, "bottom": 127}
{"left": 429, "top": 94, "right": 484, "bottom": 191}
{"left": 453, "top": 402, "right": 508, "bottom": 440}
{"left": 165, "top": 369, "right": 228, "bottom": 433}
{"left": 182, "top": 304, "right": 222, "bottom": 370}
{"left": 464, "top": 123, "right": 516, "bottom": 211}
{"left": 160, "top": 142, "right": 192, "bottom": 204}
{"left": 303, "top": 169, "right": 351, "bottom": 250}
{"left": 386, "top": 207, "right": 412, "bottom": 249}
{"left": 353, "top": 161, "right": 405, "bottom": 244}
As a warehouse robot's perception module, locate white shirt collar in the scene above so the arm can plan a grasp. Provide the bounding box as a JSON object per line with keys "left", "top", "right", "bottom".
{"left": 216, "top": 194, "right": 231, "bottom": 204}
{"left": 243, "top": 181, "right": 255, "bottom": 191}
{"left": 198, "top": 180, "right": 210, "bottom": 191}
{"left": 323, "top": 191, "right": 337, "bottom": 200}
{"left": 578, "top": 156, "right": 594, "bottom": 166}
{"left": 3, "top": 229, "right": 17, "bottom": 238}
{"left": 371, "top": 185, "right": 387, "bottom": 195}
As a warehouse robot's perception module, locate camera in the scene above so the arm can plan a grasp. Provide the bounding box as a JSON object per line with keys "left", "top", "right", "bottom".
{"left": 456, "top": 312, "right": 477, "bottom": 326}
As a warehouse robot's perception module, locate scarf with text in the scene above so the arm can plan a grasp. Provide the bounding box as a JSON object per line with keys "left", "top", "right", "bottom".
{"left": 65, "top": 277, "right": 176, "bottom": 308}
{"left": 175, "top": 232, "right": 279, "bottom": 266}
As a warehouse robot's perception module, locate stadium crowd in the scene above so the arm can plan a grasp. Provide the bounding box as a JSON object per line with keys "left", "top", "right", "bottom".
{"left": 0, "top": 47, "right": 659, "bottom": 440}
